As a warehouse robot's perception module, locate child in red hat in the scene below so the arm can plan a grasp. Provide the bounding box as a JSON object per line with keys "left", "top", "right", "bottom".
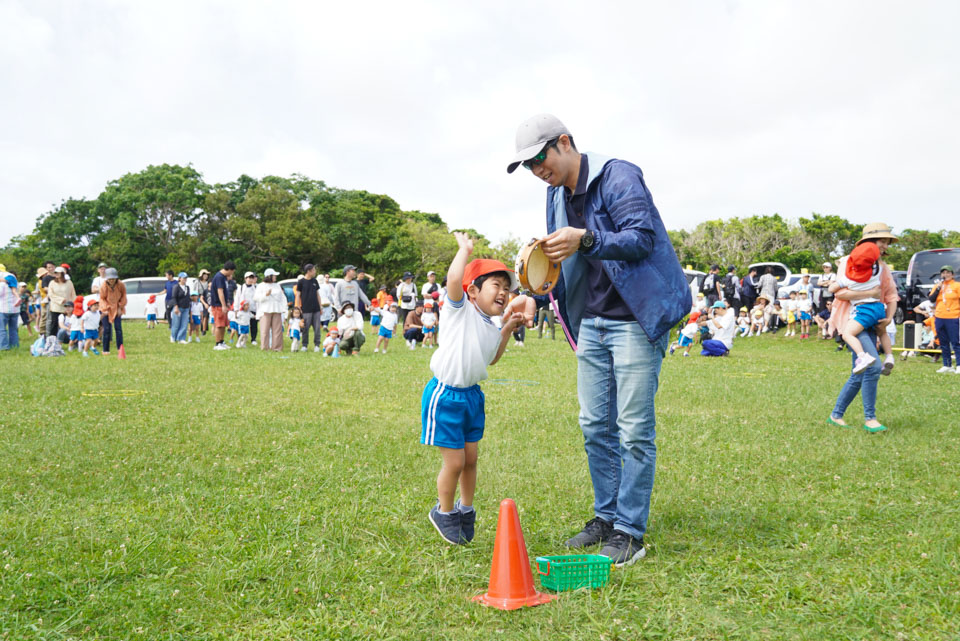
{"left": 421, "top": 232, "right": 535, "bottom": 545}
{"left": 79, "top": 299, "right": 101, "bottom": 357}
{"left": 145, "top": 295, "right": 158, "bottom": 329}
{"left": 67, "top": 295, "right": 85, "bottom": 351}
{"left": 421, "top": 299, "right": 437, "bottom": 348}
{"left": 829, "top": 242, "right": 893, "bottom": 374}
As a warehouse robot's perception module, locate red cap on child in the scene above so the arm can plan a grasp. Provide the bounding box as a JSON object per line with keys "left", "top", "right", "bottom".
{"left": 461, "top": 259, "right": 519, "bottom": 293}
{"left": 845, "top": 243, "right": 880, "bottom": 283}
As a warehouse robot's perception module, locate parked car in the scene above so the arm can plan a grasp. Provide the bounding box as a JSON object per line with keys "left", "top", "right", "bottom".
{"left": 83, "top": 276, "right": 201, "bottom": 319}
{"left": 278, "top": 277, "right": 345, "bottom": 319}
{"left": 683, "top": 269, "right": 705, "bottom": 306}
{"left": 748, "top": 262, "right": 792, "bottom": 287}
{"left": 777, "top": 274, "right": 821, "bottom": 301}
{"left": 891, "top": 270, "right": 908, "bottom": 324}
{"left": 904, "top": 248, "right": 960, "bottom": 320}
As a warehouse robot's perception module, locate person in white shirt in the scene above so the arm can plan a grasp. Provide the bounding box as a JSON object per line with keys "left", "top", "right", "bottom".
{"left": 255, "top": 268, "right": 287, "bottom": 351}
{"left": 90, "top": 263, "right": 107, "bottom": 297}
{"left": 784, "top": 292, "right": 798, "bottom": 336}
{"left": 288, "top": 308, "right": 303, "bottom": 352}
{"left": 144, "top": 295, "right": 159, "bottom": 329}
{"left": 421, "top": 270, "right": 441, "bottom": 300}
{"left": 80, "top": 300, "right": 102, "bottom": 356}
{"left": 396, "top": 271, "right": 418, "bottom": 327}
{"left": 374, "top": 302, "right": 399, "bottom": 354}
{"left": 700, "top": 301, "right": 736, "bottom": 356}
{"left": 818, "top": 262, "right": 837, "bottom": 313}
{"left": 736, "top": 308, "right": 750, "bottom": 337}
{"left": 420, "top": 232, "right": 534, "bottom": 546}
{"left": 321, "top": 327, "right": 340, "bottom": 357}
{"left": 235, "top": 301, "right": 252, "bottom": 348}
{"left": 420, "top": 300, "right": 437, "bottom": 348}
{"left": 237, "top": 272, "right": 259, "bottom": 345}
{"left": 669, "top": 311, "right": 701, "bottom": 357}
{"left": 335, "top": 301, "right": 365, "bottom": 355}
{"left": 189, "top": 293, "right": 204, "bottom": 343}
{"left": 796, "top": 290, "right": 814, "bottom": 338}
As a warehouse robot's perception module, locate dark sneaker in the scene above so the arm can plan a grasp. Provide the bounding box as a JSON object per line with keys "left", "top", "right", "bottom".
{"left": 564, "top": 517, "right": 614, "bottom": 548}
{"left": 599, "top": 530, "right": 646, "bottom": 567}
{"left": 456, "top": 500, "right": 476, "bottom": 543}
{"left": 428, "top": 502, "right": 462, "bottom": 545}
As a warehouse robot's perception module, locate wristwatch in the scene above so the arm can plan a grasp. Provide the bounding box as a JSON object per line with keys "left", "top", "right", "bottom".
{"left": 579, "top": 230, "right": 596, "bottom": 252}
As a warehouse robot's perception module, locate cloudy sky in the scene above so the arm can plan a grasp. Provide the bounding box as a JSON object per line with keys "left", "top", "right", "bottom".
{"left": 1, "top": 0, "right": 957, "bottom": 250}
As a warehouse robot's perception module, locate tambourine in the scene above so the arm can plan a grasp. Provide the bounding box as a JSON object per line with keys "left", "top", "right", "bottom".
{"left": 515, "top": 238, "right": 561, "bottom": 295}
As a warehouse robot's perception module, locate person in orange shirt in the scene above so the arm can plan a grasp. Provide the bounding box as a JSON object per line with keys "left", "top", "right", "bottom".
{"left": 930, "top": 265, "right": 960, "bottom": 373}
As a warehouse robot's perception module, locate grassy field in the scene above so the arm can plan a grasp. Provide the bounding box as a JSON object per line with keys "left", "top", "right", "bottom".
{"left": 1, "top": 322, "right": 958, "bottom": 640}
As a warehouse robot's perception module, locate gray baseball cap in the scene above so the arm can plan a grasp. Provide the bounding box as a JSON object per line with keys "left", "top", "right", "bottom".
{"left": 506, "top": 113, "right": 571, "bottom": 173}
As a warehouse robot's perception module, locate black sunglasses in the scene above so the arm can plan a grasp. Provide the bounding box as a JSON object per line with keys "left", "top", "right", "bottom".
{"left": 522, "top": 139, "right": 559, "bottom": 170}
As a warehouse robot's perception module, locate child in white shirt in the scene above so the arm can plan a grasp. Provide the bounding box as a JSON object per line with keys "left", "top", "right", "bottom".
{"left": 784, "top": 293, "right": 798, "bottom": 337}
{"left": 669, "top": 311, "right": 700, "bottom": 357}
{"left": 80, "top": 300, "right": 102, "bottom": 356}
{"left": 227, "top": 308, "right": 238, "bottom": 344}
{"left": 322, "top": 328, "right": 340, "bottom": 357}
{"left": 375, "top": 302, "right": 399, "bottom": 354}
{"left": 796, "top": 290, "right": 814, "bottom": 339}
{"left": 421, "top": 300, "right": 437, "bottom": 349}
{"left": 145, "top": 295, "right": 158, "bottom": 329}
{"left": 736, "top": 308, "right": 750, "bottom": 337}
{"left": 235, "top": 301, "right": 251, "bottom": 348}
{"left": 189, "top": 293, "right": 204, "bottom": 343}
{"left": 288, "top": 308, "right": 303, "bottom": 352}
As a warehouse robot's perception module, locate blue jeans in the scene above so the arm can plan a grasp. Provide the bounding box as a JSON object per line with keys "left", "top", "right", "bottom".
{"left": 0, "top": 312, "right": 19, "bottom": 350}
{"left": 934, "top": 317, "right": 960, "bottom": 367}
{"left": 576, "top": 317, "right": 668, "bottom": 540}
{"left": 102, "top": 315, "right": 123, "bottom": 352}
{"left": 832, "top": 328, "right": 881, "bottom": 421}
{"left": 170, "top": 309, "right": 188, "bottom": 342}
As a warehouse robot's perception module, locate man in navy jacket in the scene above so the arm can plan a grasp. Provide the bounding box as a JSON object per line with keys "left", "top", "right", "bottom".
{"left": 508, "top": 114, "right": 689, "bottom": 566}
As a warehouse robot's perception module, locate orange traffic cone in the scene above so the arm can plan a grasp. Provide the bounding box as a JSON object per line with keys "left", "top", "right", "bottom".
{"left": 472, "top": 499, "right": 556, "bottom": 610}
{"left": 118, "top": 345, "right": 126, "bottom": 360}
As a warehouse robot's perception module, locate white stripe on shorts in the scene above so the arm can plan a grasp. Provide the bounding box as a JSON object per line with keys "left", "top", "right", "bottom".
{"left": 426, "top": 381, "right": 446, "bottom": 445}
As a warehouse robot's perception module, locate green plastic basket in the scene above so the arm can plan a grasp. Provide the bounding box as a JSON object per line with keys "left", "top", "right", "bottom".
{"left": 535, "top": 554, "right": 612, "bottom": 592}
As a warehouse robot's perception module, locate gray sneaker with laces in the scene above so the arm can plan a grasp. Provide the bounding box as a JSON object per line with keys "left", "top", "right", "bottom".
{"left": 564, "top": 516, "right": 614, "bottom": 548}
{"left": 428, "top": 502, "right": 462, "bottom": 545}
{"left": 599, "top": 530, "right": 646, "bottom": 567}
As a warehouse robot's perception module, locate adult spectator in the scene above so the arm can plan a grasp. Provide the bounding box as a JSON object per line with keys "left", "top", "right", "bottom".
{"left": 722, "top": 265, "right": 740, "bottom": 309}
{"left": 507, "top": 113, "right": 688, "bottom": 566}
{"left": 40, "top": 261, "right": 56, "bottom": 289}
{"left": 396, "top": 271, "right": 417, "bottom": 326}
{"left": 701, "top": 264, "right": 722, "bottom": 306}
{"left": 536, "top": 297, "right": 556, "bottom": 339}
{"left": 356, "top": 268, "right": 374, "bottom": 314}
{"left": 210, "top": 260, "right": 236, "bottom": 351}
{"left": 741, "top": 267, "right": 758, "bottom": 312}
{"left": 700, "top": 301, "right": 736, "bottom": 356}
{"left": 197, "top": 269, "right": 211, "bottom": 335}
{"left": 827, "top": 222, "right": 899, "bottom": 432}
{"left": 163, "top": 269, "right": 176, "bottom": 324}
{"left": 0, "top": 269, "right": 20, "bottom": 351}
{"left": 421, "top": 270, "right": 440, "bottom": 299}
{"left": 319, "top": 273, "right": 335, "bottom": 318}
{"left": 403, "top": 301, "right": 425, "bottom": 349}
{"left": 255, "top": 268, "right": 286, "bottom": 351}
{"left": 336, "top": 301, "right": 365, "bottom": 355}
{"left": 334, "top": 265, "right": 371, "bottom": 317}
{"left": 99, "top": 268, "right": 127, "bottom": 355}
{"left": 90, "top": 263, "right": 108, "bottom": 295}
{"left": 237, "top": 272, "right": 259, "bottom": 345}
{"left": 168, "top": 272, "right": 191, "bottom": 344}
{"left": 815, "top": 299, "right": 835, "bottom": 339}
{"left": 46, "top": 266, "right": 76, "bottom": 339}
{"left": 757, "top": 266, "right": 778, "bottom": 306}
{"left": 929, "top": 265, "right": 960, "bottom": 373}
{"left": 818, "top": 262, "right": 836, "bottom": 312}
{"left": 294, "top": 264, "right": 324, "bottom": 352}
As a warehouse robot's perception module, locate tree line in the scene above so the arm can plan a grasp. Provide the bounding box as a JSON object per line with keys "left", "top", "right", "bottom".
{"left": 2, "top": 163, "right": 956, "bottom": 288}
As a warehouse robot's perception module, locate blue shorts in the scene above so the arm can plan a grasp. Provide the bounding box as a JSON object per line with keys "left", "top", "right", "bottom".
{"left": 370, "top": 316, "right": 381, "bottom": 326}
{"left": 238, "top": 325, "right": 250, "bottom": 335}
{"left": 423, "top": 326, "right": 436, "bottom": 334}
{"left": 799, "top": 311, "right": 812, "bottom": 322}
{"left": 191, "top": 315, "right": 201, "bottom": 325}
{"left": 229, "top": 322, "right": 238, "bottom": 332}
{"left": 420, "top": 377, "right": 485, "bottom": 449}
{"left": 678, "top": 334, "right": 693, "bottom": 347}
{"left": 84, "top": 329, "right": 98, "bottom": 341}
{"left": 146, "top": 314, "right": 157, "bottom": 322}
{"left": 70, "top": 330, "right": 83, "bottom": 342}
{"left": 851, "top": 301, "right": 886, "bottom": 331}
{"left": 378, "top": 325, "right": 393, "bottom": 339}
{"left": 289, "top": 329, "right": 301, "bottom": 340}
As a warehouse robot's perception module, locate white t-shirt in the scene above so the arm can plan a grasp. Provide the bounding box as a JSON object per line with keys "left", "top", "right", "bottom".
{"left": 796, "top": 298, "right": 813, "bottom": 313}
{"left": 835, "top": 264, "right": 881, "bottom": 304}
{"left": 421, "top": 281, "right": 440, "bottom": 298}
{"left": 421, "top": 310, "right": 437, "bottom": 328}
{"left": 379, "top": 309, "right": 398, "bottom": 331}
{"left": 145, "top": 301, "right": 158, "bottom": 316}
{"left": 91, "top": 276, "right": 104, "bottom": 293}
{"left": 288, "top": 317, "right": 302, "bottom": 334}
{"left": 81, "top": 310, "right": 101, "bottom": 331}
{"left": 61, "top": 315, "right": 74, "bottom": 331}
{"left": 915, "top": 300, "right": 934, "bottom": 316}
{"left": 737, "top": 315, "right": 749, "bottom": 328}
{"left": 397, "top": 281, "right": 417, "bottom": 310}
{"left": 236, "top": 309, "right": 251, "bottom": 326}
{"left": 228, "top": 310, "right": 236, "bottom": 323}
{"left": 709, "top": 309, "right": 737, "bottom": 349}
{"left": 322, "top": 334, "right": 340, "bottom": 348}
{"left": 190, "top": 301, "right": 204, "bottom": 317}
{"left": 783, "top": 299, "right": 797, "bottom": 312}
{"left": 680, "top": 322, "right": 698, "bottom": 340}
{"left": 429, "top": 295, "right": 501, "bottom": 388}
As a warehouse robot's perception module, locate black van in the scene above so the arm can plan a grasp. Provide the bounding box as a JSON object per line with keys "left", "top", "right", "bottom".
{"left": 905, "top": 248, "right": 960, "bottom": 317}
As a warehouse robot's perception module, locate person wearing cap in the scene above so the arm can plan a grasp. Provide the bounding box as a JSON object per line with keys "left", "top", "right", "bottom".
{"left": 668, "top": 310, "right": 701, "bottom": 357}
{"left": 90, "top": 263, "right": 108, "bottom": 296}
{"left": 818, "top": 262, "right": 836, "bottom": 313}
{"left": 144, "top": 295, "right": 159, "bottom": 330}
{"left": 421, "top": 299, "right": 437, "bottom": 348}
{"left": 321, "top": 327, "right": 341, "bottom": 357}
{"left": 333, "top": 265, "right": 371, "bottom": 326}
{"left": 507, "top": 113, "right": 689, "bottom": 565}
{"left": 421, "top": 270, "right": 440, "bottom": 300}
{"left": 45, "top": 266, "right": 77, "bottom": 339}
{"left": 79, "top": 299, "right": 101, "bottom": 357}
{"left": 236, "top": 271, "right": 259, "bottom": 345}
{"left": 0, "top": 267, "right": 21, "bottom": 351}
{"left": 255, "top": 268, "right": 286, "bottom": 351}
{"left": 98, "top": 267, "right": 126, "bottom": 354}
{"left": 197, "top": 269, "right": 211, "bottom": 335}
{"left": 827, "top": 223, "right": 900, "bottom": 433}
{"left": 17, "top": 281, "right": 35, "bottom": 340}
{"left": 699, "top": 301, "right": 736, "bottom": 356}
{"left": 335, "top": 300, "right": 365, "bottom": 355}
{"left": 421, "top": 231, "right": 535, "bottom": 545}
{"left": 928, "top": 265, "right": 960, "bottom": 373}
{"left": 294, "top": 264, "right": 324, "bottom": 352}
{"left": 169, "top": 272, "right": 192, "bottom": 344}
{"left": 374, "top": 300, "right": 399, "bottom": 353}
{"left": 396, "top": 271, "right": 418, "bottom": 327}
{"left": 211, "top": 260, "right": 237, "bottom": 351}
{"left": 758, "top": 266, "right": 779, "bottom": 311}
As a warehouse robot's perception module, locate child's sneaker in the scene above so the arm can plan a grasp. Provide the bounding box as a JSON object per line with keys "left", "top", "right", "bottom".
{"left": 455, "top": 500, "right": 476, "bottom": 543}
{"left": 880, "top": 355, "right": 895, "bottom": 376}
{"left": 428, "top": 502, "right": 462, "bottom": 545}
{"left": 852, "top": 353, "right": 876, "bottom": 374}
{"left": 374, "top": 348, "right": 379, "bottom": 353}
{"left": 669, "top": 345, "right": 675, "bottom": 355}
{"left": 682, "top": 352, "right": 690, "bottom": 357}
{"left": 81, "top": 350, "right": 89, "bottom": 357}
{"left": 92, "top": 349, "right": 100, "bottom": 355}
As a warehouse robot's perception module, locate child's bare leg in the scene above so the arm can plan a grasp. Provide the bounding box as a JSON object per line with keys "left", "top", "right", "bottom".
{"left": 437, "top": 447, "right": 465, "bottom": 512}
{"left": 879, "top": 329, "right": 892, "bottom": 356}
{"left": 842, "top": 319, "right": 866, "bottom": 354}
{"left": 459, "top": 442, "right": 478, "bottom": 507}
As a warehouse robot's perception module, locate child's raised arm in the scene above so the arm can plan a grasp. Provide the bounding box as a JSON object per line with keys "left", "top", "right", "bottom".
{"left": 445, "top": 232, "right": 474, "bottom": 305}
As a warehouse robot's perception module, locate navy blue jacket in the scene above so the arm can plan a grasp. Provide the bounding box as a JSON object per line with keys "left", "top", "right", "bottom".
{"left": 546, "top": 152, "right": 690, "bottom": 343}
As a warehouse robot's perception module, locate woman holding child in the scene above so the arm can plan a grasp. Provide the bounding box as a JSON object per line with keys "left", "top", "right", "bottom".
{"left": 826, "top": 223, "right": 899, "bottom": 433}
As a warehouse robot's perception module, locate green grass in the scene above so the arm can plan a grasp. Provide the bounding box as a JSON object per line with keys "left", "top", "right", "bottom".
{"left": 1, "top": 324, "right": 958, "bottom": 640}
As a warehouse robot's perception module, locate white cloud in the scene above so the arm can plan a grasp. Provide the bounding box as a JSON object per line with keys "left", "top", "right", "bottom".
{"left": 2, "top": 0, "right": 958, "bottom": 257}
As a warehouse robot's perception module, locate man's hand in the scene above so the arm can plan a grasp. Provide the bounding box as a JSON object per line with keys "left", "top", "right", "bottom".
{"left": 453, "top": 231, "right": 474, "bottom": 255}
{"left": 541, "top": 227, "right": 586, "bottom": 262}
